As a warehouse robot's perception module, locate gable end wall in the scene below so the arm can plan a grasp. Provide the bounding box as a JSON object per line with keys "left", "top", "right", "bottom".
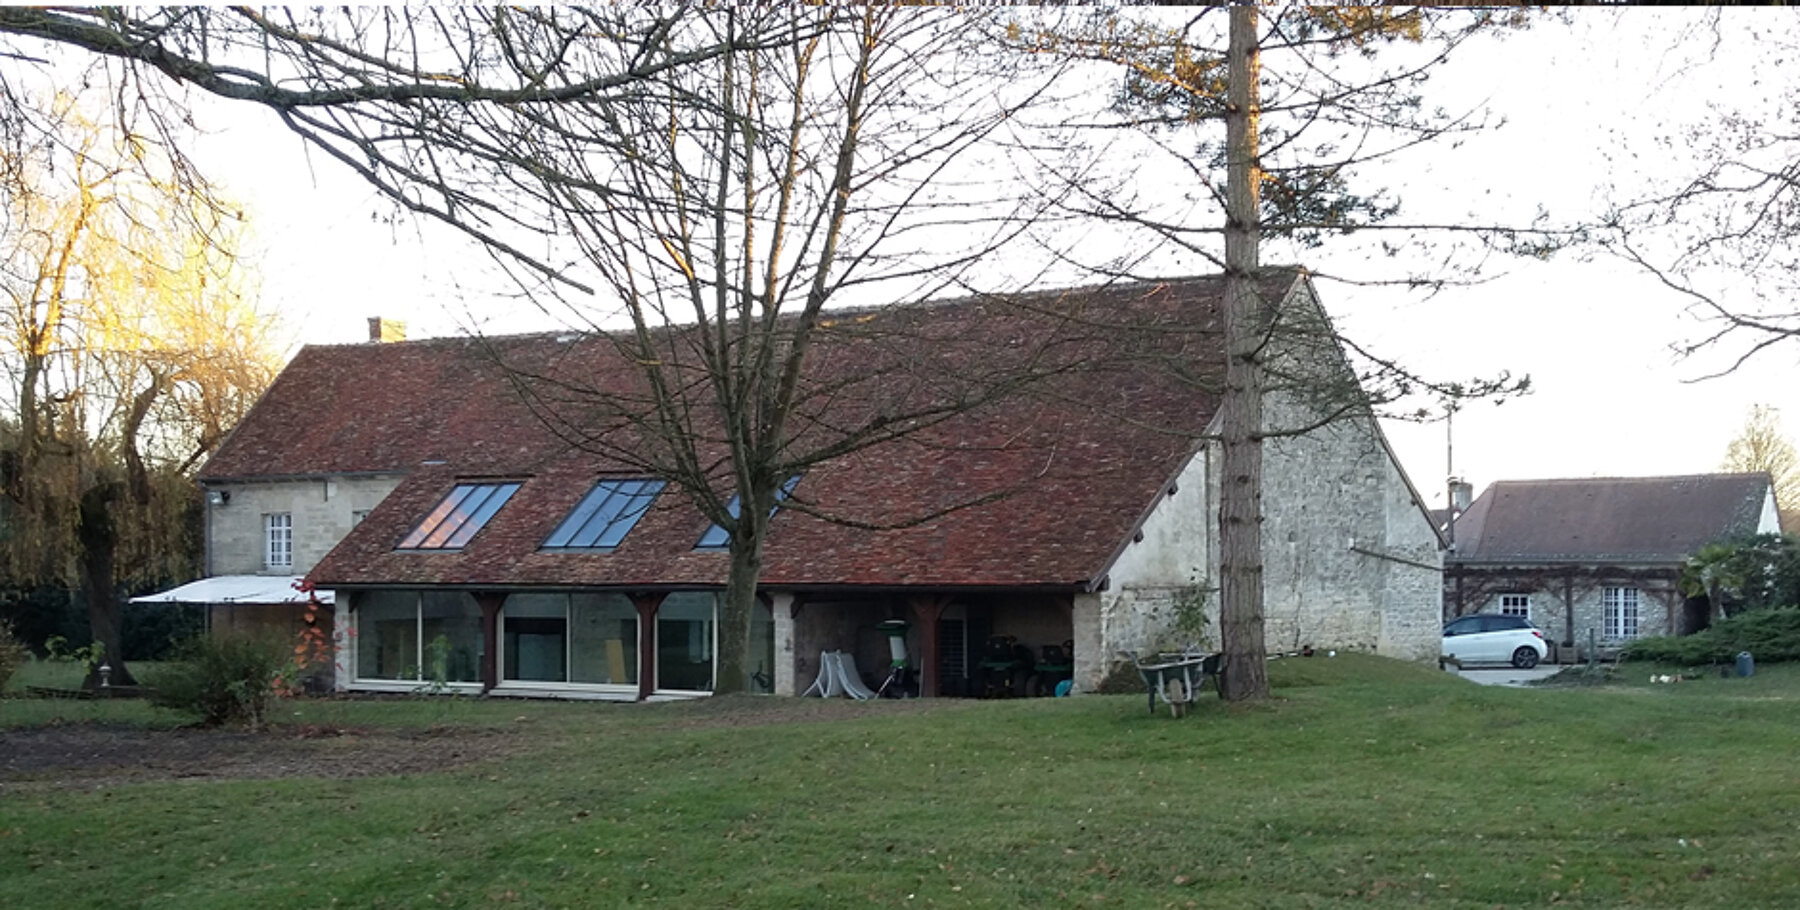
{"left": 1077, "top": 278, "right": 1444, "bottom": 689}
{"left": 208, "top": 475, "right": 406, "bottom": 576}
{"left": 1259, "top": 405, "right": 1441, "bottom": 663}
{"left": 1075, "top": 450, "right": 1214, "bottom": 690}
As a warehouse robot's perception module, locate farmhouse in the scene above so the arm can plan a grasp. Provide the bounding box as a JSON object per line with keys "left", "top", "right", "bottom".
{"left": 161, "top": 272, "right": 1443, "bottom": 699}
{"left": 1444, "top": 473, "right": 1781, "bottom": 658}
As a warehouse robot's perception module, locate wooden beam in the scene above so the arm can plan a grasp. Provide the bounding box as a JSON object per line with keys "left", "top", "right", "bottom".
{"left": 472, "top": 592, "right": 505, "bottom": 693}
{"left": 630, "top": 592, "right": 666, "bottom": 701}
{"left": 1563, "top": 572, "right": 1575, "bottom": 651}
{"left": 909, "top": 595, "right": 952, "bottom": 698}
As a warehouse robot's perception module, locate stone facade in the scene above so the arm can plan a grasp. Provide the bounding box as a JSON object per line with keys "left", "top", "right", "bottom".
{"left": 1445, "top": 477, "right": 1781, "bottom": 658}
{"left": 1072, "top": 404, "right": 1443, "bottom": 691}
{"left": 1260, "top": 410, "right": 1443, "bottom": 663}
{"left": 206, "top": 475, "right": 405, "bottom": 576}
{"left": 1070, "top": 282, "right": 1443, "bottom": 691}
{"left": 1075, "top": 450, "right": 1213, "bottom": 690}
{"left": 1460, "top": 577, "right": 1682, "bottom": 657}
{"left": 201, "top": 475, "right": 400, "bottom": 693}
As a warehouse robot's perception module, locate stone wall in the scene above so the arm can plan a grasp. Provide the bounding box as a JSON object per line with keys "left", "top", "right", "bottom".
{"left": 1077, "top": 451, "right": 1213, "bottom": 691}
{"left": 207, "top": 475, "right": 405, "bottom": 575}
{"left": 1260, "top": 407, "right": 1442, "bottom": 662}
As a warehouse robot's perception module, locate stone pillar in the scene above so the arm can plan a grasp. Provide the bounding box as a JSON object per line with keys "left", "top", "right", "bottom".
{"left": 473, "top": 592, "right": 505, "bottom": 693}
{"left": 330, "top": 591, "right": 351, "bottom": 692}
{"left": 1071, "top": 591, "right": 1105, "bottom": 693}
{"left": 631, "top": 593, "right": 665, "bottom": 701}
{"left": 768, "top": 591, "right": 798, "bottom": 696}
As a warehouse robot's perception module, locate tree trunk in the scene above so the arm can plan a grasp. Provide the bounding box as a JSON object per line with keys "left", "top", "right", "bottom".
{"left": 715, "top": 513, "right": 769, "bottom": 696}
{"left": 1216, "top": 4, "right": 1269, "bottom": 702}
{"left": 78, "top": 479, "right": 135, "bottom": 688}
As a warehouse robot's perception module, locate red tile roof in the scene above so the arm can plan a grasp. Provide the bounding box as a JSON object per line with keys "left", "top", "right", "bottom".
{"left": 205, "top": 274, "right": 1303, "bottom": 590}
{"left": 1451, "top": 473, "right": 1776, "bottom": 566}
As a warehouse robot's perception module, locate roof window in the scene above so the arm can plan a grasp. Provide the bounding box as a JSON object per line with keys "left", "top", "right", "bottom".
{"left": 398, "top": 482, "right": 521, "bottom": 550}
{"left": 543, "top": 478, "right": 665, "bottom": 550}
{"left": 696, "top": 475, "right": 801, "bottom": 550}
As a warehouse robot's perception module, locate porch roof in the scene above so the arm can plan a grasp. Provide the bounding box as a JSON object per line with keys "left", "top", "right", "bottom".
{"left": 130, "top": 575, "right": 334, "bottom": 606}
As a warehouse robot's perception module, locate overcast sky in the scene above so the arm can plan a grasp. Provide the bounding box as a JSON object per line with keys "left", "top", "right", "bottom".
{"left": 166, "top": 9, "right": 1800, "bottom": 509}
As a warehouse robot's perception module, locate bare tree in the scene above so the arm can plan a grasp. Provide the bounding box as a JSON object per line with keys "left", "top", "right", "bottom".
{"left": 0, "top": 7, "right": 1096, "bottom": 693}
{"left": 1721, "top": 404, "right": 1800, "bottom": 533}
{"left": 480, "top": 9, "right": 1090, "bottom": 692}
{"left": 0, "top": 91, "right": 279, "bottom": 684}
{"left": 1600, "top": 14, "right": 1800, "bottom": 375}
{"left": 0, "top": 7, "right": 832, "bottom": 294}
{"left": 1007, "top": 7, "right": 1549, "bottom": 700}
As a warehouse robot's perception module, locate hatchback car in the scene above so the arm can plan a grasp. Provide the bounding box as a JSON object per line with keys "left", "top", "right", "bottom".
{"left": 1441, "top": 614, "right": 1548, "bottom": 669}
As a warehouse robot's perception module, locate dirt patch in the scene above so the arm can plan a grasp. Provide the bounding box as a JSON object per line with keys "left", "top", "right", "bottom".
{"left": 650, "top": 692, "right": 982, "bottom": 730}
{"left": 0, "top": 722, "right": 522, "bottom": 792}
{"left": 0, "top": 695, "right": 996, "bottom": 791}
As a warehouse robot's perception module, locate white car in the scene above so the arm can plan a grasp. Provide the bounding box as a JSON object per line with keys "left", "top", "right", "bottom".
{"left": 1442, "top": 614, "right": 1548, "bottom": 669}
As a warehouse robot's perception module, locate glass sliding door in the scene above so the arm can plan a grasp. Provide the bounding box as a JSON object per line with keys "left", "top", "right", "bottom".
{"left": 357, "top": 591, "right": 420, "bottom": 681}
{"left": 420, "top": 591, "right": 483, "bottom": 684}
{"left": 356, "top": 590, "right": 482, "bottom": 685}
{"left": 570, "top": 593, "right": 638, "bottom": 685}
{"left": 748, "top": 598, "right": 774, "bottom": 693}
{"left": 657, "top": 593, "right": 717, "bottom": 692}
{"left": 502, "top": 593, "right": 569, "bottom": 682}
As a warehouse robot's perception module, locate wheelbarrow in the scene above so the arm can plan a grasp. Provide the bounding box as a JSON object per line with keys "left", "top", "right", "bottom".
{"left": 1125, "top": 650, "right": 1220, "bottom": 718}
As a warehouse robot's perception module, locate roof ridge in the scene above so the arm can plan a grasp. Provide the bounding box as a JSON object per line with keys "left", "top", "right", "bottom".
{"left": 292, "top": 270, "right": 1304, "bottom": 349}
{"left": 1492, "top": 472, "right": 1768, "bottom": 486}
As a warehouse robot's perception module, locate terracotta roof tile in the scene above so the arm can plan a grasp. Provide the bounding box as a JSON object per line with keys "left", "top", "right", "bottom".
{"left": 205, "top": 274, "right": 1299, "bottom": 590}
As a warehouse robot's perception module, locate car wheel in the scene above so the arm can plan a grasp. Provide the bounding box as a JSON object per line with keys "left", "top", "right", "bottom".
{"left": 1511, "top": 646, "right": 1539, "bottom": 670}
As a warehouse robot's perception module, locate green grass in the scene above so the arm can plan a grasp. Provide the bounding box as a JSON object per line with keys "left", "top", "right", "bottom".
{"left": 5, "top": 654, "right": 1800, "bottom": 908}
{"left": 2, "top": 657, "right": 174, "bottom": 695}
{"left": 3, "top": 656, "right": 88, "bottom": 693}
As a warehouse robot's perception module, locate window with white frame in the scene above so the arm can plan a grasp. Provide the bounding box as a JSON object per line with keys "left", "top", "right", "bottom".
{"left": 1498, "top": 593, "right": 1531, "bottom": 619}
{"left": 264, "top": 512, "right": 293, "bottom": 570}
{"left": 1603, "top": 586, "right": 1640, "bottom": 639}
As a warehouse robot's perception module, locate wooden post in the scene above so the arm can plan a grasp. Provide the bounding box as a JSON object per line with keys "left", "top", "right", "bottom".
{"left": 1562, "top": 571, "right": 1576, "bottom": 655}
{"left": 1660, "top": 583, "right": 1677, "bottom": 638}
{"left": 473, "top": 592, "right": 505, "bottom": 693}
{"left": 631, "top": 593, "right": 665, "bottom": 701}
{"left": 909, "top": 595, "right": 951, "bottom": 698}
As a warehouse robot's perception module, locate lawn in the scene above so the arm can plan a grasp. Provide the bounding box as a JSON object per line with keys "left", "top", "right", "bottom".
{"left": 4, "top": 654, "right": 1799, "bottom": 908}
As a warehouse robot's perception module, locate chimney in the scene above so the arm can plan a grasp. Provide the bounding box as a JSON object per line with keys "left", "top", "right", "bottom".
{"left": 368, "top": 317, "right": 406, "bottom": 343}
{"left": 1449, "top": 478, "right": 1473, "bottom": 513}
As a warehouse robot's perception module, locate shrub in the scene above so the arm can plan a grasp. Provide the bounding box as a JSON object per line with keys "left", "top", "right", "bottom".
{"left": 1622, "top": 607, "right": 1800, "bottom": 665}
{"left": 122, "top": 602, "right": 205, "bottom": 661}
{"left": 151, "top": 633, "right": 295, "bottom": 729}
{"left": 0, "top": 620, "right": 26, "bottom": 692}
{"left": 1092, "top": 659, "right": 1150, "bottom": 695}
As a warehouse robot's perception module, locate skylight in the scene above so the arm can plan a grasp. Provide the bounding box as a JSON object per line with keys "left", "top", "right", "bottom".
{"left": 398, "top": 482, "right": 521, "bottom": 550}
{"left": 696, "top": 475, "right": 801, "bottom": 550}
{"left": 543, "top": 478, "right": 666, "bottom": 550}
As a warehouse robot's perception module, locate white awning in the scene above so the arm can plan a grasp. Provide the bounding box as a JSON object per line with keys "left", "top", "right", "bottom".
{"left": 130, "top": 576, "right": 333, "bottom": 606}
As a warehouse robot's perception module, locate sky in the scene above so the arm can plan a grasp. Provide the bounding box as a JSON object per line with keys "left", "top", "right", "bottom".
{"left": 163, "top": 9, "right": 1800, "bottom": 512}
